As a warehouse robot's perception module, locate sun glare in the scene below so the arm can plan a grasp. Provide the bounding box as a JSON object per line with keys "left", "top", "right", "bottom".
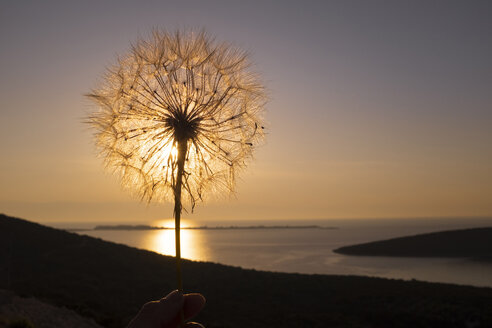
{"left": 136, "top": 140, "right": 178, "bottom": 182}
{"left": 153, "top": 219, "right": 193, "bottom": 229}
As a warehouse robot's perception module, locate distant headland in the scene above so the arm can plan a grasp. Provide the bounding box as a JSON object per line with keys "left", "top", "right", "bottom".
{"left": 334, "top": 227, "right": 492, "bottom": 261}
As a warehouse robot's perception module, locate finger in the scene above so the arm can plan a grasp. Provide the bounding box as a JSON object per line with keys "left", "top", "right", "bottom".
{"left": 167, "top": 293, "right": 206, "bottom": 327}
{"left": 157, "top": 290, "right": 185, "bottom": 323}
{"left": 183, "top": 294, "right": 206, "bottom": 320}
{"left": 162, "top": 290, "right": 184, "bottom": 303}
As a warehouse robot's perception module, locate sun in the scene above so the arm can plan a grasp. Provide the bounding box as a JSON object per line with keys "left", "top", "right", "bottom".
{"left": 153, "top": 218, "right": 192, "bottom": 229}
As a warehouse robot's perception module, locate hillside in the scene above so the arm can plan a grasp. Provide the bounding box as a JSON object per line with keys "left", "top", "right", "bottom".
{"left": 334, "top": 227, "right": 492, "bottom": 259}
{"left": 1, "top": 214, "right": 492, "bottom": 328}
{"left": 0, "top": 289, "right": 102, "bottom": 328}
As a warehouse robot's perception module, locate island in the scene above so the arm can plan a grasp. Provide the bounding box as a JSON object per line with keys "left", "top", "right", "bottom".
{"left": 92, "top": 224, "right": 337, "bottom": 230}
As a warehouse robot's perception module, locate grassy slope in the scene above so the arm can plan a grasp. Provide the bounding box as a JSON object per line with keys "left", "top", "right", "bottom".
{"left": 334, "top": 227, "right": 492, "bottom": 259}
{"left": 1, "top": 214, "right": 492, "bottom": 328}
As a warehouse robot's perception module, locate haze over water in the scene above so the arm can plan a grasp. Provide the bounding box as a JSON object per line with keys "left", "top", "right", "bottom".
{"left": 54, "top": 217, "right": 492, "bottom": 288}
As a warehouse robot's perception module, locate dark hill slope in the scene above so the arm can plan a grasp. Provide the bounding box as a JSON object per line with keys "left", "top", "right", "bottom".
{"left": 334, "top": 227, "right": 492, "bottom": 259}
{"left": 1, "top": 214, "right": 492, "bottom": 328}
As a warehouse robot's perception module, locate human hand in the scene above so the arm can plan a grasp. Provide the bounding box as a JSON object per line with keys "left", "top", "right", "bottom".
{"left": 127, "top": 290, "right": 206, "bottom": 328}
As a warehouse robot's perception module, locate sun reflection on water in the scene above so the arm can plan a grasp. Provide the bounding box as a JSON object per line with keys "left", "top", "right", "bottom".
{"left": 144, "top": 219, "right": 207, "bottom": 261}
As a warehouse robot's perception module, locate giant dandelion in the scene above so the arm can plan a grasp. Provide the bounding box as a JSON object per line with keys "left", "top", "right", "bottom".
{"left": 87, "top": 29, "right": 266, "bottom": 295}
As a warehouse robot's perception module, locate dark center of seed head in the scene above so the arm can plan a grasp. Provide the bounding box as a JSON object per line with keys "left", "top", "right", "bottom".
{"left": 167, "top": 112, "right": 200, "bottom": 142}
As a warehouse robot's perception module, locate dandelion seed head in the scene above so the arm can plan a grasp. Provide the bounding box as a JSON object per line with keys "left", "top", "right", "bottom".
{"left": 87, "top": 29, "right": 266, "bottom": 208}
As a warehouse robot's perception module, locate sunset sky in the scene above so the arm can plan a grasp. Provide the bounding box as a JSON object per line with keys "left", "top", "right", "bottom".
{"left": 1, "top": 0, "right": 491, "bottom": 224}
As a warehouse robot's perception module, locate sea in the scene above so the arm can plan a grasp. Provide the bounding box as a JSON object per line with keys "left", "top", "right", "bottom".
{"left": 51, "top": 217, "right": 492, "bottom": 288}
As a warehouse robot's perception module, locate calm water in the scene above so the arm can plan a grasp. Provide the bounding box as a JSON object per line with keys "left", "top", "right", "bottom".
{"left": 55, "top": 217, "right": 492, "bottom": 288}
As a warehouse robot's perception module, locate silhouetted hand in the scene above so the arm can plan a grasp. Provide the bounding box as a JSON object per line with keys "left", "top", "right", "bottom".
{"left": 127, "top": 290, "right": 206, "bottom": 328}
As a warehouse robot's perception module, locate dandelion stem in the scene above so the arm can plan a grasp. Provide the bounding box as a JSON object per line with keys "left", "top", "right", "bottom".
{"left": 87, "top": 30, "right": 266, "bottom": 327}
{"left": 174, "top": 138, "right": 188, "bottom": 327}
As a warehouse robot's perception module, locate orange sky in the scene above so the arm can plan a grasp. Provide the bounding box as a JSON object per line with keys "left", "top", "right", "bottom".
{"left": 1, "top": 1, "right": 491, "bottom": 223}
